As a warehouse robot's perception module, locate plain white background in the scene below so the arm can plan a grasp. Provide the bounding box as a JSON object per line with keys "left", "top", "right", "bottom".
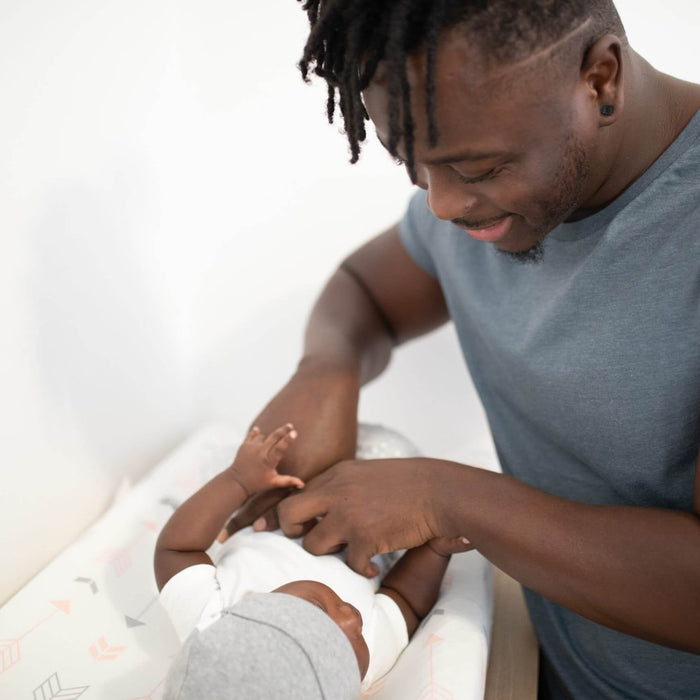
{"left": 1, "top": 0, "right": 699, "bottom": 604}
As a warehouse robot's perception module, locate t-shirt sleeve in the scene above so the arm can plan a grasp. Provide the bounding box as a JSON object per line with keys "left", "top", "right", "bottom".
{"left": 158, "top": 564, "right": 224, "bottom": 643}
{"left": 361, "top": 592, "right": 410, "bottom": 689}
{"left": 398, "top": 188, "right": 439, "bottom": 279}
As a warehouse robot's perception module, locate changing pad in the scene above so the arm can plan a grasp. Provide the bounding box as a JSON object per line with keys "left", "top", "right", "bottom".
{"left": 0, "top": 424, "right": 492, "bottom": 699}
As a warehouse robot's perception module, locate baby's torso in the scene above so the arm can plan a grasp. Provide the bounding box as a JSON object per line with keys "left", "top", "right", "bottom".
{"left": 213, "top": 527, "right": 399, "bottom": 627}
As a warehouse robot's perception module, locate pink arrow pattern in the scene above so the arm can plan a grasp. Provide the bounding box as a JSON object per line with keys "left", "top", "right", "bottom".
{"left": 92, "top": 521, "right": 158, "bottom": 578}
{"left": 416, "top": 634, "right": 454, "bottom": 700}
{"left": 128, "top": 676, "right": 167, "bottom": 700}
{"left": 0, "top": 601, "right": 71, "bottom": 675}
{"left": 360, "top": 676, "right": 387, "bottom": 697}
{"left": 89, "top": 636, "right": 127, "bottom": 661}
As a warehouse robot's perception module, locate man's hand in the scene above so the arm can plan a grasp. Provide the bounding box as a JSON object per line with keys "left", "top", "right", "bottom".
{"left": 278, "top": 457, "right": 451, "bottom": 577}
{"left": 250, "top": 361, "right": 360, "bottom": 480}
{"left": 219, "top": 362, "right": 360, "bottom": 540}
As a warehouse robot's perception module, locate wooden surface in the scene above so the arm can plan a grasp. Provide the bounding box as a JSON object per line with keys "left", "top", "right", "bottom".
{"left": 484, "top": 568, "right": 540, "bottom": 700}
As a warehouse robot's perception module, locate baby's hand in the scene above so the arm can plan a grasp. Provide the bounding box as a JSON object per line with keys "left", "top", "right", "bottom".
{"left": 426, "top": 535, "right": 473, "bottom": 558}
{"left": 229, "top": 424, "right": 304, "bottom": 497}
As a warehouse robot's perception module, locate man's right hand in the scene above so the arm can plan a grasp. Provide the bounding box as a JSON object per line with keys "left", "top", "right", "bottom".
{"left": 219, "top": 358, "right": 361, "bottom": 538}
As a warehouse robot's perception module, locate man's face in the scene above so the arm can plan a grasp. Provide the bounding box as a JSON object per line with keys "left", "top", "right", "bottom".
{"left": 363, "top": 27, "right": 600, "bottom": 257}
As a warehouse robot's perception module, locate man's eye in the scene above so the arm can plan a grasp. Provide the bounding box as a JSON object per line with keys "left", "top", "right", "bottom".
{"left": 455, "top": 167, "right": 501, "bottom": 185}
{"left": 394, "top": 157, "right": 405, "bottom": 166}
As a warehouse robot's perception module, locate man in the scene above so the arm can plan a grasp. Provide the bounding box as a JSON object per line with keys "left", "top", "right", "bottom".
{"left": 232, "top": 1, "right": 700, "bottom": 697}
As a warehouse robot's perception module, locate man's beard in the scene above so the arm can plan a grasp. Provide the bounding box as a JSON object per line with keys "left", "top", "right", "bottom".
{"left": 500, "top": 241, "right": 545, "bottom": 264}
{"left": 499, "top": 133, "right": 590, "bottom": 265}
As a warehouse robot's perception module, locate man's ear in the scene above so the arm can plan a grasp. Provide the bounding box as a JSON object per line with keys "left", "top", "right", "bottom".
{"left": 580, "top": 34, "right": 624, "bottom": 125}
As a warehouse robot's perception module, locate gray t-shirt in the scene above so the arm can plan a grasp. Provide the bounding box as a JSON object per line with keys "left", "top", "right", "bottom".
{"left": 399, "top": 109, "right": 700, "bottom": 699}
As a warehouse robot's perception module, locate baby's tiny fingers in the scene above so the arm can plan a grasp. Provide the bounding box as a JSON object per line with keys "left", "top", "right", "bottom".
{"left": 265, "top": 425, "right": 297, "bottom": 463}
{"left": 451, "top": 536, "right": 474, "bottom": 553}
{"left": 265, "top": 423, "right": 295, "bottom": 447}
{"left": 274, "top": 474, "right": 305, "bottom": 490}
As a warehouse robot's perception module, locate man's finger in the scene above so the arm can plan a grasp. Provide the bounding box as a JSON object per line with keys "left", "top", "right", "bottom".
{"left": 253, "top": 507, "right": 279, "bottom": 531}
{"left": 224, "top": 487, "right": 288, "bottom": 536}
{"left": 298, "top": 515, "right": 346, "bottom": 556}
{"left": 346, "top": 541, "right": 378, "bottom": 578}
{"left": 278, "top": 490, "right": 329, "bottom": 538}
{"left": 295, "top": 518, "right": 318, "bottom": 538}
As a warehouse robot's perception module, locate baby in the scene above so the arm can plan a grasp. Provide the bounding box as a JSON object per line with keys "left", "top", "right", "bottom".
{"left": 155, "top": 423, "right": 469, "bottom": 699}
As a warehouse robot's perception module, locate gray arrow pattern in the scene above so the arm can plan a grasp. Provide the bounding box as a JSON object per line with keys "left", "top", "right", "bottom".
{"left": 74, "top": 576, "right": 98, "bottom": 594}
{"left": 159, "top": 497, "right": 180, "bottom": 511}
{"left": 125, "top": 595, "right": 159, "bottom": 628}
{"left": 33, "top": 672, "right": 89, "bottom": 700}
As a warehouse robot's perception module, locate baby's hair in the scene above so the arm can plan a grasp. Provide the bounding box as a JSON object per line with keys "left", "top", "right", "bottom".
{"left": 298, "top": 0, "right": 625, "bottom": 177}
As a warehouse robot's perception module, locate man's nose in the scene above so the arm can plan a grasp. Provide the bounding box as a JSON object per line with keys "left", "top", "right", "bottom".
{"left": 424, "top": 167, "right": 479, "bottom": 222}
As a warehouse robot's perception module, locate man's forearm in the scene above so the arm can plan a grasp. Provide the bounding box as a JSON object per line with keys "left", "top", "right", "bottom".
{"left": 242, "top": 265, "right": 396, "bottom": 487}
{"left": 243, "top": 228, "right": 447, "bottom": 491}
{"left": 301, "top": 264, "right": 396, "bottom": 385}
{"left": 437, "top": 462, "right": 700, "bottom": 653}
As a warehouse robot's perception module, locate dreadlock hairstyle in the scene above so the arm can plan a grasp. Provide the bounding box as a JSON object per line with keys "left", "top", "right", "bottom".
{"left": 298, "top": 0, "right": 625, "bottom": 177}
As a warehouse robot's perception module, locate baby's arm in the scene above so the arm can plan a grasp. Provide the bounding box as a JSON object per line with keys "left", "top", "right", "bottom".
{"left": 154, "top": 424, "right": 302, "bottom": 591}
{"left": 377, "top": 537, "right": 471, "bottom": 636}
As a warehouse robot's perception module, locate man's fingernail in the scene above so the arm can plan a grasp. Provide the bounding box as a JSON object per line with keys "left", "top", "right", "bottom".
{"left": 253, "top": 518, "right": 265, "bottom": 531}
{"left": 461, "top": 537, "right": 470, "bottom": 545}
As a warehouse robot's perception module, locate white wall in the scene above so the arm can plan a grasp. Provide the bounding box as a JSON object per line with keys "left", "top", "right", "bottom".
{"left": 1, "top": 0, "right": 698, "bottom": 605}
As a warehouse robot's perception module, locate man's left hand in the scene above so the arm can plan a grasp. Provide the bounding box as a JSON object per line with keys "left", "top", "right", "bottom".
{"left": 278, "top": 457, "right": 448, "bottom": 577}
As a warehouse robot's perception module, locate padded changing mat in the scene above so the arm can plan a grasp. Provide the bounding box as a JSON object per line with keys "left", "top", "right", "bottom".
{"left": 0, "top": 424, "right": 492, "bottom": 699}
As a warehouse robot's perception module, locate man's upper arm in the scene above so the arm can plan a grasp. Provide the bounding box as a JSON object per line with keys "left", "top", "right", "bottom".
{"left": 342, "top": 224, "right": 449, "bottom": 344}
{"left": 694, "top": 448, "right": 700, "bottom": 516}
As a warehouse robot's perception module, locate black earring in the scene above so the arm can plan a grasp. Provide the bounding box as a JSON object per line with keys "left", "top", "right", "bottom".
{"left": 600, "top": 105, "right": 615, "bottom": 116}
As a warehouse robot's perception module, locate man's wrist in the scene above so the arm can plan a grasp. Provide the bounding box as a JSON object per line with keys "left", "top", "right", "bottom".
{"left": 425, "top": 460, "right": 485, "bottom": 538}
{"left": 296, "top": 353, "right": 362, "bottom": 377}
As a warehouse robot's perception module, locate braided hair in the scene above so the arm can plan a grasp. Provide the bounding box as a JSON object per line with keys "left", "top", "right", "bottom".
{"left": 298, "top": 0, "right": 624, "bottom": 176}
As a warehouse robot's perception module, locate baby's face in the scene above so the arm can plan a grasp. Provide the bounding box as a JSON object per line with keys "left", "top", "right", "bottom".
{"left": 273, "top": 579, "right": 370, "bottom": 678}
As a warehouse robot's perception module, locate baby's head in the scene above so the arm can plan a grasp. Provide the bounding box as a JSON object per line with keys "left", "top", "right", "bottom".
{"left": 273, "top": 579, "right": 369, "bottom": 677}
{"left": 164, "top": 581, "right": 367, "bottom": 699}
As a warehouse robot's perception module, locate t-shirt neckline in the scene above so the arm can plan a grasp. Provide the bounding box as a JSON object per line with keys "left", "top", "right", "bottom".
{"left": 549, "top": 107, "right": 700, "bottom": 242}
